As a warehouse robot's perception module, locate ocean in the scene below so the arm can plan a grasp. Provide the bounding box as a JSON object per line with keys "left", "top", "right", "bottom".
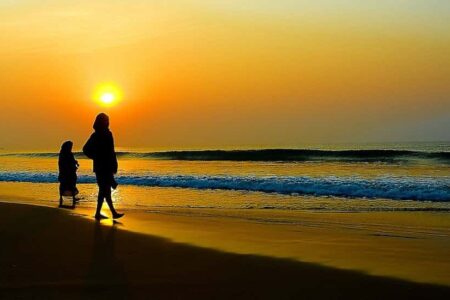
{"left": 0, "top": 142, "right": 449, "bottom": 213}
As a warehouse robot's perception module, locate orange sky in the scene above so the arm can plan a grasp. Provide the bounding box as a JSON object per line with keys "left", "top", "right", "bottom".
{"left": 0, "top": 0, "right": 449, "bottom": 150}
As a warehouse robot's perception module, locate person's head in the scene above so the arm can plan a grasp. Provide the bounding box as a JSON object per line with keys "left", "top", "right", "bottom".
{"left": 61, "top": 141, "right": 73, "bottom": 153}
{"left": 93, "top": 113, "right": 109, "bottom": 131}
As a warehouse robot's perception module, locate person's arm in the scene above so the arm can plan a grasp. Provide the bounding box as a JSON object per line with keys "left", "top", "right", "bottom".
{"left": 70, "top": 154, "right": 79, "bottom": 169}
{"left": 110, "top": 132, "right": 118, "bottom": 174}
{"left": 83, "top": 134, "right": 96, "bottom": 159}
{"left": 58, "top": 156, "right": 63, "bottom": 173}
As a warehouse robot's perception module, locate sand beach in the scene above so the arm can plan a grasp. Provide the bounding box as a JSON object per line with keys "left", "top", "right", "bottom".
{"left": 0, "top": 200, "right": 449, "bottom": 299}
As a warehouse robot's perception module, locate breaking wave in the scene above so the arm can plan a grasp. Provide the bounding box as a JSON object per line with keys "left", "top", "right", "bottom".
{"left": 0, "top": 171, "right": 448, "bottom": 202}
{"left": 2, "top": 149, "right": 449, "bottom": 164}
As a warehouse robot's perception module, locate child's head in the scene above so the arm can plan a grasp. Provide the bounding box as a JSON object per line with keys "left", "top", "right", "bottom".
{"left": 61, "top": 141, "right": 73, "bottom": 153}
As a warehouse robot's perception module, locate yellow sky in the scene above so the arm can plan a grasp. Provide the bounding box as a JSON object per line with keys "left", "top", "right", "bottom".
{"left": 0, "top": 0, "right": 449, "bottom": 150}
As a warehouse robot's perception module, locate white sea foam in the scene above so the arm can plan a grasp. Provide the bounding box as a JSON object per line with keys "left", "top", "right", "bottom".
{"left": 0, "top": 171, "right": 448, "bottom": 202}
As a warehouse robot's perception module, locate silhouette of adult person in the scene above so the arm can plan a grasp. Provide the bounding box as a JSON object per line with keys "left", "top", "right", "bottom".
{"left": 83, "top": 113, "right": 124, "bottom": 220}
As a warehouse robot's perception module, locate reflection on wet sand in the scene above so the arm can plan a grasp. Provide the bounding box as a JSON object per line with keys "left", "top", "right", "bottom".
{"left": 85, "top": 220, "right": 128, "bottom": 298}
{"left": 1, "top": 202, "right": 449, "bottom": 299}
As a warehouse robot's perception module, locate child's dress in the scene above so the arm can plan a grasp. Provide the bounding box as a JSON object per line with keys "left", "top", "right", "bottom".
{"left": 58, "top": 149, "right": 79, "bottom": 197}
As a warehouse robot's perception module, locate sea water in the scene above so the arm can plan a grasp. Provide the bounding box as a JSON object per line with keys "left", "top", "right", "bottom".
{"left": 0, "top": 142, "right": 449, "bottom": 213}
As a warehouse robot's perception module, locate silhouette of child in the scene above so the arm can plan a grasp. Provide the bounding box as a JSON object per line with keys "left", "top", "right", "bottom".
{"left": 58, "top": 141, "right": 79, "bottom": 207}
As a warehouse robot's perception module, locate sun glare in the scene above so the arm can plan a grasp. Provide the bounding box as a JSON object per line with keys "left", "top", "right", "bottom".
{"left": 100, "top": 93, "right": 115, "bottom": 104}
{"left": 94, "top": 83, "right": 122, "bottom": 107}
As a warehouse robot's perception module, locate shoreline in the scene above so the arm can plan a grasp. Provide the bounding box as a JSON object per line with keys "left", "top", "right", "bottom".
{"left": 0, "top": 201, "right": 449, "bottom": 299}
{"left": 2, "top": 197, "right": 450, "bottom": 285}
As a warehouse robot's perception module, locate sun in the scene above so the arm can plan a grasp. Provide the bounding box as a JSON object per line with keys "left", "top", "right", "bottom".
{"left": 93, "top": 83, "right": 122, "bottom": 107}
{"left": 100, "top": 93, "right": 115, "bottom": 104}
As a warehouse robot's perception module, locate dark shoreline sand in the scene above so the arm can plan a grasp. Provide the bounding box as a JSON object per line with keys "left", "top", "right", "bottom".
{"left": 0, "top": 202, "right": 449, "bottom": 299}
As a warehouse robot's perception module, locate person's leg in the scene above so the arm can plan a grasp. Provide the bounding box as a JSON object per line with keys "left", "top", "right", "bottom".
{"left": 105, "top": 189, "right": 124, "bottom": 219}
{"left": 96, "top": 173, "right": 124, "bottom": 219}
{"left": 95, "top": 188, "right": 107, "bottom": 219}
{"left": 103, "top": 186, "right": 118, "bottom": 215}
{"left": 59, "top": 185, "right": 63, "bottom": 207}
{"left": 95, "top": 173, "right": 108, "bottom": 219}
{"left": 104, "top": 174, "right": 124, "bottom": 219}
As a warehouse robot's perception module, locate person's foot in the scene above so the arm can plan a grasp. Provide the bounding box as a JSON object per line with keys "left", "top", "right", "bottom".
{"left": 94, "top": 214, "right": 108, "bottom": 220}
{"left": 112, "top": 212, "right": 124, "bottom": 219}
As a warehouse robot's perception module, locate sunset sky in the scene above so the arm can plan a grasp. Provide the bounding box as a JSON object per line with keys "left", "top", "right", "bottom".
{"left": 0, "top": 0, "right": 449, "bottom": 150}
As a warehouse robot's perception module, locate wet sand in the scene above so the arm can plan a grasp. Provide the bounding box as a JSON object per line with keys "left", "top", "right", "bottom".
{"left": 0, "top": 202, "right": 449, "bottom": 299}
{"left": 93, "top": 207, "right": 450, "bottom": 286}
